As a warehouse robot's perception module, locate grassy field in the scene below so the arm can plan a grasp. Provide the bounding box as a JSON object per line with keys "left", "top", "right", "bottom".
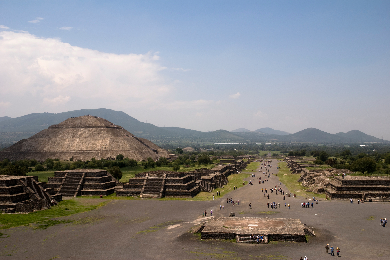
{"left": 243, "top": 161, "right": 260, "bottom": 172}
{"left": 0, "top": 199, "right": 107, "bottom": 229}
{"left": 160, "top": 162, "right": 257, "bottom": 201}
{"left": 120, "top": 164, "right": 216, "bottom": 182}
{"left": 258, "top": 151, "right": 284, "bottom": 157}
{"left": 27, "top": 170, "right": 55, "bottom": 182}
{"left": 277, "top": 161, "right": 326, "bottom": 199}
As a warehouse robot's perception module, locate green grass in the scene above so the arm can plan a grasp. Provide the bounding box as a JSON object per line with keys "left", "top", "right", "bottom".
{"left": 120, "top": 164, "right": 216, "bottom": 182}
{"left": 277, "top": 161, "right": 326, "bottom": 199}
{"left": 349, "top": 172, "right": 390, "bottom": 177}
{"left": 160, "top": 161, "right": 257, "bottom": 201}
{"left": 243, "top": 162, "right": 260, "bottom": 172}
{"left": 27, "top": 171, "right": 55, "bottom": 182}
{"left": 0, "top": 199, "right": 107, "bottom": 229}
{"left": 259, "top": 151, "right": 282, "bottom": 157}
{"left": 306, "top": 165, "right": 332, "bottom": 171}
{"left": 78, "top": 193, "right": 141, "bottom": 200}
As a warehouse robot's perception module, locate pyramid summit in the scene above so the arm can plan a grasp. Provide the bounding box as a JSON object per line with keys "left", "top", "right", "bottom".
{"left": 0, "top": 115, "right": 168, "bottom": 161}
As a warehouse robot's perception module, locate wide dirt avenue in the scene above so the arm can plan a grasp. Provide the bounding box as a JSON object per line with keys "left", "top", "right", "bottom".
{"left": 0, "top": 159, "right": 389, "bottom": 259}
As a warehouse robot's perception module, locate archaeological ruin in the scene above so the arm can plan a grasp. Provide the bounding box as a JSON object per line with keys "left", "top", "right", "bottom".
{"left": 116, "top": 161, "right": 248, "bottom": 198}
{"left": 45, "top": 169, "right": 117, "bottom": 197}
{"left": 199, "top": 217, "right": 312, "bottom": 243}
{"left": 285, "top": 158, "right": 390, "bottom": 201}
{"left": 0, "top": 115, "right": 169, "bottom": 162}
{"left": 325, "top": 175, "right": 390, "bottom": 201}
{"left": 0, "top": 175, "right": 60, "bottom": 213}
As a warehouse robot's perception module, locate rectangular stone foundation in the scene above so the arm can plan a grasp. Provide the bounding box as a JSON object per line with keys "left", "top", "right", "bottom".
{"left": 200, "top": 217, "right": 308, "bottom": 243}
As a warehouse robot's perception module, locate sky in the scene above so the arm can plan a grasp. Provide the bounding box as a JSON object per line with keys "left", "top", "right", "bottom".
{"left": 0, "top": 1, "right": 389, "bottom": 140}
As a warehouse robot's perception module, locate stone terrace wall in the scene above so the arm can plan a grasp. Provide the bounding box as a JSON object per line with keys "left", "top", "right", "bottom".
{"left": 0, "top": 175, "right": 59, "bottom": 213}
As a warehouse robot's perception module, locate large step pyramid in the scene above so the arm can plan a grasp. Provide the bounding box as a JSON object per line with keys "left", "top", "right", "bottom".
{"left": 0, "top": 115, "right": 169, "bottom": 161}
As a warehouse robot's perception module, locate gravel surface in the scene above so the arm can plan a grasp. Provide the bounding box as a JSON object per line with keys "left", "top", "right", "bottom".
{"left": 0, "top": 159, "right": 389, "bottom": 260}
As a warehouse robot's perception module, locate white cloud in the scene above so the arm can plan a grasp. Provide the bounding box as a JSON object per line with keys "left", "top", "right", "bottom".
{"left": 0, "top": 30, "right": 172, "bottom": 113}
{"left": 0, "top": 101, "right": 10, "bottom": 108}
{"left": 43, "top": 95, "right": 70, "bottom": 105}
{"left": 153, "top": 99, "right": 214, "bottom": 110}
{"left": 59, "top": 27, "right": 73, "bottom": 31}
{"left": 229, "top": 92, "right": 241, "bottom": 99}
{"left": 0, "top": 25, "right": 9, "bottom": 29}
{"left": 170, "top": 67, "right": 190, "bottom": 72}
{"left": 254, "top": 110, "right": 268, "bottom": 119}
{"left": 28, "top": 17, "right": 44, "bottom": 24}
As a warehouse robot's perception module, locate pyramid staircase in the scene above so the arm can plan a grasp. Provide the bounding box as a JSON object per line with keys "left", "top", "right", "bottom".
{"left": 140, "top": 173, "right": 166, "bottom": 198}
{"left": 58, "top": 172, "right": 85, "bottom": 197}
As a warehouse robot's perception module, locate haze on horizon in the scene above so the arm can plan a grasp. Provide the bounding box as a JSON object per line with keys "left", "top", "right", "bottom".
{"left": 0, "top": 1, "right": 389, "bottom": 140}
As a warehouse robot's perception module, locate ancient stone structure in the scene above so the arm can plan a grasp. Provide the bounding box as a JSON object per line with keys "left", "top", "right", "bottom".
{"left": 199, "top": 217, "right": 312, "bottom": 243}
{"left": 0, "top": 175, "right": 59, "bottom": 213}
{"left": 286, "top": 158, "right": 390, "bottom": 201}
{"left": 116, "top": 171, "right": 200, "bottom": 198}
{"left": 117, "top": 161, "right": 248, "bottom": 198}
{"left": 0, "top": 115, "right": 169, "bottom": 161}
{"left": 326, "top": 176, "right": 390, "bottom": 201}
{"left": 45, "top": 169, "right": 116, "bottom": 197}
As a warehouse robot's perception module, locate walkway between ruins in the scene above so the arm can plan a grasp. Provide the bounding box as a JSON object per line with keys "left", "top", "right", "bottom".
{"left": 1, "top": 159, "right": 389, "bottom": 259}
{"left": 210, "top": 159, "right": 297, "bottom": 219}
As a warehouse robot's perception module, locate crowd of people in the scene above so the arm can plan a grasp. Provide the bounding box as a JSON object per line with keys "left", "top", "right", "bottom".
{"left": 204, "top": 159, "right": 387, "bottom": 259}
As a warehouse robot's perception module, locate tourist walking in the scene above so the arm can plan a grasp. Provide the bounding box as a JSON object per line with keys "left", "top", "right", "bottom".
{"left": 330, "top": 246, "right": 334, "bottom": 256}
{"left": 325, "top": 244, "right": 329, "bottom": 253}
{"left": 336, "top": 247, "right": 340, "bottom": 256}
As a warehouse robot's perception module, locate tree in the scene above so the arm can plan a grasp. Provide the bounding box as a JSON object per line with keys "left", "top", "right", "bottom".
{"left": 53, "top": 161, "right": 62, "bottom": 170}
{"left": 0, "top": 164, "right": 27, "bottom": 176}
{"left": 318, "top": 151, "right": 329, "bottom": 162}
{"left": 147, "top": 157, "right": 155, "bottom": 168}
{"left": 116, "top": 154, "right": 124, "bottom": 161}
{"left": 45, "top": 158, "right": 54, "bottom": 170}
{"left": 351, "top": 157, "right": 377, "bottom": 174}
{"left": 340, "top": 149, "right": 352, "bottom": 159}
{"left": 109, "top": 166, "right": 122, "bottom": 181}
{"left": 172, "top": 164, "right": 180, "bottom": 171}
{"left": 176, "top": 148, "right": 183, "bottom": 154}
{"left": 385, "top": 154, "right": 390, "bottom": 164}
{"left": 197, "top": 154, "right": 211, "bottom": 165}
{"left": 34, "top": 164, "right": 45, "bottom": 171}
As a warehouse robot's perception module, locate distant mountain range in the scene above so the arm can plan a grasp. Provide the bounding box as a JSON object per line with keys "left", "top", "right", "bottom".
{"left": 231, "top": 127, "right": 289, "bottom": 135}
{"left": 0, "top": 108, "right": 387, "bottom": 147}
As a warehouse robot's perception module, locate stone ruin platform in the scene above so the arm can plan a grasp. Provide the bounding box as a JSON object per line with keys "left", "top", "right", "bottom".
{"left": 0, "top": 175, "right": 60, "bottom": 213}
{"left": 45, "top": 169, "right": 116, "bottom": 197}
{"left": 326, "top": 175, "right": 390, "bottom": 202}
{"left": 199, "top": 217, "right": 311, "bottom": 243}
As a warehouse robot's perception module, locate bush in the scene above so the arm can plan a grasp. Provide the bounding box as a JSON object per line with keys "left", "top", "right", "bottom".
{"left": 109, "top": 166, "right": 122, "bottom": 181}
{"left": 116, "top": 154, "right": 124, "bottom": 161}
{"left": 35, "top": 164, "right": 45, "bottom": 171}
{"left": 351, "top": 157, "right": 377, "bottom": 174}
{"left": 172, "top": 164, "right": 180, "bottom": 171}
